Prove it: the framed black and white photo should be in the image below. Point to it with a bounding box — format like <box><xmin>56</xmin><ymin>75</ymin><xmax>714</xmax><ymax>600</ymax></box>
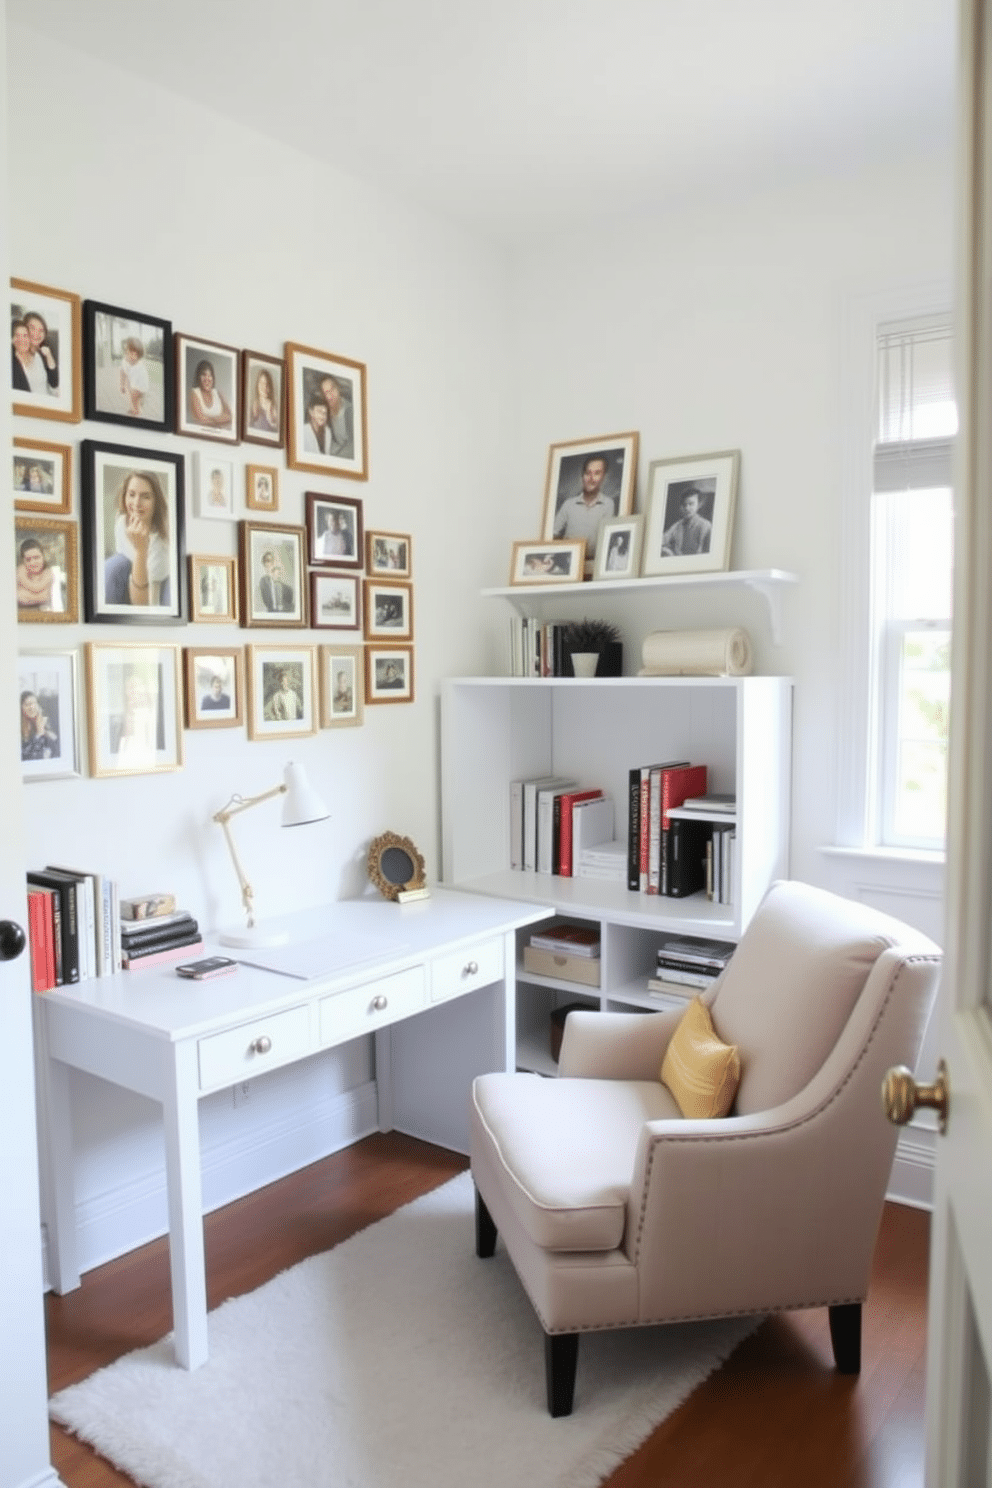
<box><xmin>320</xmin><ymin>645</ymin><xmax>364</xmax><ymax>728</ymax></box>
<box><xmin>509</xmin><ymin>539</ymin><xmax>585</xmax><ymax>585</ymax></box>
<box><xmin>240</xmin><ymin>349</ymin><xmax>284</xmax><ymax>448</ymax></box>
<box><xmin>365</xmin><ymin>644</ymin><xmax>414</xmax><ymax>705</ymax></box>
<box><xmin>245</xmin><ymin>644</ymin><xmax>318</xmax><ymax>741</ymax></box>
<box><xmin>85</xmin><ymin>641</ymin><xmax>184</xmax><ymax>778</ymax></box>
<box><xmin>238</xmin><ymin>520</ymin><xmax>306</xmax><ymax>628</ymax></box>
<box><xmin>175</xmin><ymin>333</ymin><xmax>239</xmax><ymax>443</ymax></box>
<box><xmin>15</xmin><ymin>515</ymin><xmax>78</xmax><ymax>623</ymax></box>
<box><xmin>13</xmin><ymin>437</ymin><xmax>72</xmax><ymax>515</ymax></box>
<box><xmin>189</xmin><ymin>555</ymin><xmax>237</xmax><ymax>623</ymax></box>
<box><xmin>310</xmin><ymin>571</ymin><xmax>361</xmax><ymax>631</ymax></box>
<box><xmin>286</xmin><ymin>342</ymin><xmax>368</xmax><ymax>481</ymax></box>
<box><xmin>193</xmin><ymin>452</ymin><xmax>235</xmax><ymax>519</ymax></box>
<box><xmin>245</xmin><ymin>463</ymin><xmax>279</xmax><ymax>512</ymax></box>
<box><xmin>593</xmin><ymin>514</ymin><xmax>644</xmax><ymax>581</ymax></box>
<box><xmin>641</xmin><ymin>450</ymin><xmax>740</xmax><ymax>577</ymax></box>
<box><xmin>305</xmin><ymin>492</ymin><xmax>363</xmax><ymax>569</ymax></box>
<box><xmin>18</xmin><ymin>649</ymin><xmax>81</xmax><ymax>782</ymax></box>
<box><xmin>82</xmin><ymin>299</ymin><xmax>171</xmax><ymax>431</ymax></box>
<box><xmin>363</xmin><ymin>579</ymin><xmax>413</xmax><ymax>641</ymax></box>
<box><xmin>541</xmin><ymin>431</ymin><xmax>638</xmax><ymax>574</ymax></box>
<box><xmin>183</xmin><ymin>646</ymin><xmax>243</xmax><ymax>730</ymax></box>
<box><xmin>366</xmin><ymin>529</ymin><xmax>411</xmax><ymax>578</ymax></box>
<box><xmin>11</xmin><ymin>278</ymin><xmax>82</xmax><ymax>423</ymax></box>
<box><xmin>80</xmin><ymin>440</ymin><xmax>186</xmax><ymax>624</ymax></box>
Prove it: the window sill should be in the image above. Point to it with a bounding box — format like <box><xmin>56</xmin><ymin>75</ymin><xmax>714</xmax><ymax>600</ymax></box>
<box><xmin>820</xmin><ymin>844</ymin><xmax>945</xmax><ymax>866</ymax></box>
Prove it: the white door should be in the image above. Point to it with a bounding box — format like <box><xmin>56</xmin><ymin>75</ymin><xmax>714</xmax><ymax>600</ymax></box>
<box><xmin>924</xmin><ymin>1</ymin><xmax>992</xmax><ymax>1479</ymax></box>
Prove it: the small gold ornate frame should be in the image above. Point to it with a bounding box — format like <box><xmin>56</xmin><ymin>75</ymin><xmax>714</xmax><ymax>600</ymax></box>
<box><xmin>366</xmin><ymin>831</ymin><xmax>428</xmax><ymax>901</ymax></box>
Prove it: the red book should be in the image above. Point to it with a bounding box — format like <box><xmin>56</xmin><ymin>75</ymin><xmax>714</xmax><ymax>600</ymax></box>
<box><xmin>659</xmin><ymin>764</ymin><xmax>708</xmax><ymax>895</ymax></box>
<box><xmin>27</xmin><ymin>888</ymin><xmax>55</xmax><ymax>992</ymax></box>
<box><xmin>557</xmin><ymin>789</ymin><xmax>603</xmax><ymax>876</ymax></box>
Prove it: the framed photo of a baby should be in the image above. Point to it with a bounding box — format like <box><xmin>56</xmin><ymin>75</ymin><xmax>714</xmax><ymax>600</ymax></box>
<box><xmin>80</xmin><ymin>440</ymin><xmax>185</xmax><ymax>625</ymax></box>
<box><xmin>14</xmin><ymin>516</ymin><xmax>79</xmax><ymax>623</ymax></box>
<box><xmin>641</xmin><ymin>450</ymin><xmax>740</xmax><ymax>577</ymax></box>
<box><xmin>82</xmin><ymin>300</ymin><xmax>171</xmax><ymax>431</ymax></box>
<box><xmin>541</xmin><ymin>432</ymin><xmax>638</xmax><ymax>576</ymax></box>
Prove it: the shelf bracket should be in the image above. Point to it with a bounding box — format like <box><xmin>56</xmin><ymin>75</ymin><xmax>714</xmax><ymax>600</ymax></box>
<box><xmin>742</xmin><ymin>575</ymin><xmax>791</xmax><ymax>646</ymax></box>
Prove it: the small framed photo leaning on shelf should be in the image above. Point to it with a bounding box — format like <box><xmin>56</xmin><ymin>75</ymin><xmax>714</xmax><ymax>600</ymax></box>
<box><xmin>509</xmin><ymin>539</ymin><xmax>585</xmax><ymax>585</ymax></box>
<box><xmin>641</xmin><ymin>449</ymin><xmax>741</xmax><ymax>578</ymax></box>
<box><xmin>593</xmin><ymin>514</ymin><xmax>644</xmax><ymax>581</ymax></box>
<box><xmin>540</xmin><ymin>431</ymin><xmax>638</xmax><ymax>576</ymax></box>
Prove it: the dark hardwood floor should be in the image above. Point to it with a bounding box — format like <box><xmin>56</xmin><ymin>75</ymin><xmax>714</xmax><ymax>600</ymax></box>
<box><xmin>46</xmin><ymin>1131</ymin><xmax>930</xmax><ymax>1488</ymax></box>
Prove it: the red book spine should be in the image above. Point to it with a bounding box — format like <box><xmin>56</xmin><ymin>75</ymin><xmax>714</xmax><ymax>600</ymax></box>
<box><xmin>557</xmin><ymin>789</ymin><xmax>603</xmax><ymax>876</ymax></box>
<box><xmin>27</xmin><ymin>890</ymin><xmax>50</xmax><ymax>992</ymax></box>
<box><xmin>660</xmin><ymin>764</ymin><xmax>708</xmax><ymax>895</ymax></box>
<box><xmin>638</xmin><ymin>769</ymin><xmax>651</xmax><ymax>890</ymax></box>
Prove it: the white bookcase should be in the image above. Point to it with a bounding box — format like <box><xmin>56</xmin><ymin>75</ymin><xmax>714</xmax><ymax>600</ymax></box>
<box><xmin>441</xmin><ymin>672</ymin><xmax>793</xmax><ymax>1073</ymax></box>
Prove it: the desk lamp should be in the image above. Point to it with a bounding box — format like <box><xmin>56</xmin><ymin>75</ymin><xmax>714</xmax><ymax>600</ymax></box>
<box><xmin>213</xmin><ymin>762</ymin><xmax>329</xmax><ymax>946</ymax></box>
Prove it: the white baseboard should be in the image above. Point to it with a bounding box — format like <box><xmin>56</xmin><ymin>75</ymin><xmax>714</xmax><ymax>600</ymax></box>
<box><xmin>886</xmin><ymin>1126</ymin><xmax>935</xmax><ymax>1210</ymax></box>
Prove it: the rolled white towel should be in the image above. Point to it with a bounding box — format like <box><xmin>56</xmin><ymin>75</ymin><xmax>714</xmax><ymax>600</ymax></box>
<box><xmin>638</xmin><ymin>627</ymin><xmax>753</xmax><ymax>676</ymax></box>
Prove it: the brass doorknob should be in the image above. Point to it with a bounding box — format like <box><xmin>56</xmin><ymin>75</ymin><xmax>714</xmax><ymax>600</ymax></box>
<box><xmin>882</xmin><ymin>1058</ymin><xmax>949</xmax><ymax>1134</ymax></box>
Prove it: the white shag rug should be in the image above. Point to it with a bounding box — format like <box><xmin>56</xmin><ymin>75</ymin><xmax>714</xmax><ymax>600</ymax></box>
<box><xmin>50</xmin><ymin>1171</ymin><xmax>757</xmax><ymax>1488</ymax></box>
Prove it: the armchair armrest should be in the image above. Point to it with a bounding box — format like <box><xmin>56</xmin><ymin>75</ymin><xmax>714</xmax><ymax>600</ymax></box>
<box><xmin>559</xmin><ymin>1009</ymin><xmax>683</xmax><ymax>1079</ymax></box>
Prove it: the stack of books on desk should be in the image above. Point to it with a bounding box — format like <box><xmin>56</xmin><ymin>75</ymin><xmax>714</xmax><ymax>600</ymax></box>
<box><xmin>121</xmin><ymin>906</ymin><xmax>203</xmax><ymax>969</ymax></box>
<box><xmin>647</xmin><ymin>935</ymin><xmax>736</xmax><ymax>997</ymax></box>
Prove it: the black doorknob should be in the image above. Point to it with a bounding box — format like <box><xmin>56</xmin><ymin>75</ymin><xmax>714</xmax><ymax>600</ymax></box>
<box><xmin>0</xmin><ymin>920</ymin><xmax>27</xmax><ymax>961</ymax></box>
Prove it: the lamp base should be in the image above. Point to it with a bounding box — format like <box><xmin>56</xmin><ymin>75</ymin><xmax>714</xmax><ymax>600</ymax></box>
<box><xmin>218</xmin><ymin>924</ymin><xmax>290</xmax><ymax>948</ymax></box>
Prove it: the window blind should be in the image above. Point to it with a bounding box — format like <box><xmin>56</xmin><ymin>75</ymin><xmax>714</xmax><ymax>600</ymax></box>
<box><xmin>874</xmin><ymin>317</ymin><xmax>956</xmax><ymax>491</ymax></box>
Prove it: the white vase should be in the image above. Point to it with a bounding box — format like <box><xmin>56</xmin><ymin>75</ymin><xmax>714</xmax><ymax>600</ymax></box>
<box><xmin>570</xmin><ymin>651</ymin><xmax>599</xmax><ymax>678</ymax></box>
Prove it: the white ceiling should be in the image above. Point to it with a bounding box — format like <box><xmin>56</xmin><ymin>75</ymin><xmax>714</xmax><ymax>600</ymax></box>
<box><xmin>7</xmin><ymin>0</ymin><xmax>957</xmax><ymax>245</ymax></box>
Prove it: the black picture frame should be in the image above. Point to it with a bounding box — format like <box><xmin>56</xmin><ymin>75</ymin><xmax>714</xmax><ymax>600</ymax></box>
<box><xmin>82</xmin><ymin>299</ymin><xmax>173</xmax><ymax>432</ymax></box>
<box><xmin>80</xmin><ymin>439</ymin><xmax>186</xmax><ymax>625</ymax></box>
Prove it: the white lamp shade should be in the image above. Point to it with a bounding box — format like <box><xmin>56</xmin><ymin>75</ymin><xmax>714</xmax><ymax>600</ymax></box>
<box><xmin>281</xmin><ymin>762</ymin><xmax>330</xmax><ymax>827</ymax></box>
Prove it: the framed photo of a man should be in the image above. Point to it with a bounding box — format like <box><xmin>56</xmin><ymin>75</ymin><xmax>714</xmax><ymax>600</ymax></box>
<box><xmin>241</xmin><ymin>350</ymin><xmax>284</xmax><ymax>448</ymax></box>
<box><xmin>80</xmin><ymin>440</ymin><xmax>185</xmax><ymax>625</ymax></box>
<box><xmin>11</xmin><ymin>279</ymin><xmax>82</xmax><ymax>423</ymax></box>
<box><xmin>82</xmin><ymin>299</ymin><xmax>170</xmax><ymax>431</ymax></box>
<box><xmin>285</xmin><ymin>342</ymin><xmax>368</xmax><ymax>481</ymax></box>
<box><xmin>306</xmin><ymin>493</ymin><xmax>363</xmax><ymax>569</ymax></box>
<box><xmin>189</xmin><ymin>555</ymin><xmax>237</xmax><ymax>624</ymax></box>
<box><xmin>184</xmin><ymin>647</ymin><xmax>243</xmax><ymax>730</ymax></box>
<box><xmin>641</xmin><ymin>450</ymin><xmax>741</xmax><ymax>578</ymax></box>
<box><xmin>238</xmin><ymin>520</ymin><xmax>306</xmax><ymax>629</ymax></box>
<box><xmin>245</xmin><ymin>464</ymin><xmax>279</xmax><ymax>512</ymax></box>
<box><xmin>365</xmin><ymin>645</ymin><xmax>414</xmax><ymax>705</ymax></box>
<box><xmin>175</xmin><ymin>333</ymin><xmax>239</xmax><ymax>443</ymax></box>
<box><xmin>13</xmin><ymin>438</ymin><xmax>72</xmax><ymax>515</ymax></box>
<box><xmin>15</xmin><ymin>516</ymin><xmax>78</xmax><ymax>623</ymax></box>
<box><xmin>85</xmin><ymin>641</ymin><xmax>183</xmax><ymax>778</ymax></box>
<box><xmin>320</xmin><ymin>645</ymin><xmax>364</xmax><ymax>728</ymax></box>
<box><xmin>245</xmin><ymin>645</ymin><xmax>318</xmax><ymax>741</ymax></box>
<box><xmin>310</xmin><ymin>572</ymin><xmax>361</xmax><ymax>631</ymax></box>
<box><xmin>541</xmin><ymin>432</ymin><xmax>638</xmax><ymax>575</ymax></box>
<box><xmin>19</xmin><ymin>649</ymin><xmax>81</xmax><ymax>782</ymax></box>
<box><xmin>593</xmin><ymin>515</ymin><xmax>644</xmax><ymax>581</ymax></box>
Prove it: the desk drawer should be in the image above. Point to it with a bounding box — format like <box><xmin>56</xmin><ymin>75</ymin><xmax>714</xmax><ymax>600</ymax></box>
<box><xmin>430</xmin><ymin>937</ymin><xmax>504</xmax><ymax>1004</ymax></box>
<box><xmin>319</xmin><ymin>965</ymin><xmax>425</xmax><ymax>1047</ymax></box>
<box><xmin>197</xmin><ymin>1003</ymin><xmax>312</xmax><ymax>1091</ymax></box>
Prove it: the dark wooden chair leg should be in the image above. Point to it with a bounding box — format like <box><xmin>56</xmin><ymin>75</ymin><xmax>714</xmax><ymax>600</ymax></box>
<box><xmin>545</xmin><ymin>1331</ymin><xmax>579</xmax><ymax>1417</ymax></box>
<box><xmin>829</xmin><ymin>1302</ymin><xmax>862</xmax><ymax>1373</ymax></box>
<box><xmin>475</xmin><ymin>1187</ymin><xmax>497</xmax><ymax>1258</ymax></box>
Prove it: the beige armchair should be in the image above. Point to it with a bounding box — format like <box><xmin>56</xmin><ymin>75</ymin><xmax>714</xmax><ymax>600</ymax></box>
<box><xmin>470</xmin><ymin>880</ymin><xmax>941</xmax><ymax>1415</ymax></box>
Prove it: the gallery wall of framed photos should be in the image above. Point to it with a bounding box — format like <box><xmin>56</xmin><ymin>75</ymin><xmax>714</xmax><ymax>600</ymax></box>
<box><xmin>11</xmin><ymin>276</ymin><xmax>417</xmax><ymax>782</ymax></box>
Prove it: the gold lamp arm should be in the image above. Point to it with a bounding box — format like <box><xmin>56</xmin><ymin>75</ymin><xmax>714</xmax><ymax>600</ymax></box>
<box><xmin>212</xmin><ymin>783</ymin><xmax>287</xmax><ymax>931</ymax></box>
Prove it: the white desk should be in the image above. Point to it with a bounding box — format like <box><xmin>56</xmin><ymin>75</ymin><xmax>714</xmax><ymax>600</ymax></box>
<box><xmin>38</xmin><ymin>888</ymin><xmax>549</xmax><ymax>1369</ymax></box>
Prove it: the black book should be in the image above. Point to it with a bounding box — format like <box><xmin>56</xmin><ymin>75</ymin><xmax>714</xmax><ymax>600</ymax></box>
<box><xmin>122</xmin><ymin>927</ymin><xmax>203</xmax><ymax>963</ymax></box>
<box><xmin>664</xmin><ymin>818</ymin><xmax>711</xmax><ymax>899</ymax></box>
<box><xmin>121</xmin><ymin>913</ymin><xmax>198</xmax><ymax>949</ymax></box>
<box><xmin>26</xmin><ymin>869</ymin><xmax>80</xmax><ymax>983</ymax></box>
<box><xmin>627</xmin><ymin>766</ymin><xmax>641</xmax><ymax>891</ymax></box>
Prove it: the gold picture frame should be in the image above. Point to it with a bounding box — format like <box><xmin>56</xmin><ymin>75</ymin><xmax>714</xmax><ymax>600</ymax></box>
<box><xmin>13</xmin><ymin>437</ymin><xmax>72</xmax><ymax>515</ymax></box>
<box><xmin>14</xmin><ymin>514</ymin><xmax>79</xmax><ymax>623</ymax></box>
<box><xmin>366</xmin><ymin>831</ymin><xmax>427</xmax><ymax>901</ymax></box>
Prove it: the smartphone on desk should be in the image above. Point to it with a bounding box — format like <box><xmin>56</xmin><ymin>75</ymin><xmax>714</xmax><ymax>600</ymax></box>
<box><xmin>175</xmin><ymin>956</ymin><xmax>238</xmax><ymax>980</ymax></box>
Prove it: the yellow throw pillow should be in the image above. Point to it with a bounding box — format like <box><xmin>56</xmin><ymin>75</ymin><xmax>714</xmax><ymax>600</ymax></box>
<box><xmin>660</xmin><ymin>996</ymin><xmax>741</xmax><ymax>1119</ymax></box>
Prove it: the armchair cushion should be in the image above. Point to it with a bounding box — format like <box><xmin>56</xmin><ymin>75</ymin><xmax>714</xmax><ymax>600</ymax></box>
<box><xmin>660</xmin><ymin>995</ymin><xmax>741</xmax><ymax>1118</ymax></box>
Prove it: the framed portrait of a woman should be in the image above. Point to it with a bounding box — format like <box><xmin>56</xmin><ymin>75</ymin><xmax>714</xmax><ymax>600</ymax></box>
<box><xmin>240</xmin><ymin>350</ymin><xmax>284</xmax><ymax>449</ymax></box>
<box><xmin>18</xmin><ymin>649</ymin><xmax>81</xmax><ymax>782</ymax></box>
<box><xmin>11</xmin><ymin>279</ymin><xmax>83</xmax><ymax>424</ymax></box>
<box><xmin>175</xmin><ymin>333</ymin><xmax>240</xmax><ymax>444</ymax></box>
<box><xmin>80</xmin><ymin>440</ymin><xmax>186</xmax><ymax>625</ymax></box>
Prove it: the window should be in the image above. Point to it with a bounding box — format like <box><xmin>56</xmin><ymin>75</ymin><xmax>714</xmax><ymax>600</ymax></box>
<box><xmin>870</xmin><ymin>317</ymin><xmax>955</xmax><ymax>850</ymax></box>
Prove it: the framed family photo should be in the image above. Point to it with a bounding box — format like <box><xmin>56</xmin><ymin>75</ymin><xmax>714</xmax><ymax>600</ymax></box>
<box><xmin>237</xmin><ymin>520</ymin><xmax>306</xmax><ymax>628</ymax></box>
<box><xmin>305</xmin><ymin>492</ymin><xmax>363</xmax><ymax>569</ymax></box>
<box><xmin>241</xmin><ymin>350</ymin><xmax>284</xmax><ymax>448</ymax></box>
<box><xmin>366</xmin><ymin>529</ymin><xmax>411</xmax><ymax>577</ymax></box>
<box><xmin>80</xmin><ymin>440</ymin><xmax>186</xmax><ymax>624</ymax></box>
<box><xmin>19</xmin><ymin>649</ymin><xmax>81</xmax><ymax>782</ymax></box>
<box><xmin>189</xmin><ymin>555</ymin><xmax>238</xmax><ymax>623</ymax></box>
<box><xmin>82</xmin><ymin>299</ymin><xmax>171</xmax><ymax>431</ymax></box>
<box><xmin>310</xmin><ymin>571</ymin><xmax>361</xmax><ymax>631</ymax></box>
<box><xmin>509</xmin><ymin>539</ymin><xmax>585</xmax><ymax>585</ymax></box>
<box><xmin>541</xmin><ymin>431</ymin><xmax>638</xmax><ymax>575</ymax></box>
<box><xmin>15</xmin><ymin>515</ymin><xmax>78</xmax><ymax>623</ymax></box>
<box><xmin>85</xmin><ymin>641</ymin><xmax>184</xmax><ymax>778</ymax></box>
<box><xmin>285</xmin><ymin>342</ymin><xmax>368</xmax><ymax>481</ymax></box>
<box><xmin>13</xmin><ymin>438</ymin><xmax>72</xmax><ymax>515</ymax></box>
<box><xmin>363</xmin><ymin>579</ymin><xmax>413</xmax><ymax>641</ymax></box>
<box><xmin>320</xmin><ymin>645</ymin><xmax>364</xmax><ymax>728</ymax></box>
<box><xmin>193</xmin><ymin>452</ymin><xmax>235</xmax><ymax>519</ymax></box>
<box><xmin>183</xmin><ymin>646</ymin><xmax>243</xmax><ymax>730</ymax></box>
<box><xmin>11</xmin><ymin>278</ymin><xmax>82</xmax><ymax>423</ymax></box>
<box><xmin>641</xmin><ymin>449</ymin><xmax>741</xmax><ymax>577</ymax></box>
<box><xmin>365</xmin><ymin>644</ymin><xmax>414</xmax><ymax>705</ymax></box>
<box><xmin>245</xmin><ymin>463</ymin><xmax>279</xmax><ymax>512</ymax></box>
<box><xmin>593</xmin><ymin>515</ymin><xmax>644</xmax><ymax>581</ymax></box>
<box><xmin>175</xmin><ymin>333</ymin><xmax>239</xmax><ymax>443</ymax></box>
<box><xmin>245</xmin><ymin>644</ymin><xmax>318</xmax><ymax>741</ymax></box>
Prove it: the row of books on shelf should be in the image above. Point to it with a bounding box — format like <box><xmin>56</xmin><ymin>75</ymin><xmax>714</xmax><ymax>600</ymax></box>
<box><xmin>24</xmin><ymin>873</ymin><xmax>203</xmax><ymax>991</ymax></box>
<box><xmin>627</xmin><ymin>760</ymin><xmax>737</xmax><ymax>901</ymax></box>
<box><xmin>509</xmin><ymin>777</ymin><xmax>622</xmax><ymax>880</ymax></box>
<box><xmin>647</xmin><ymin>935</ymin><xmax>737</xmax><ymax>997</ymax></box>
<box><xmin>508</xmin><ymin>618</ymin><xmax>622</xmax><ymax>679</ymax></box>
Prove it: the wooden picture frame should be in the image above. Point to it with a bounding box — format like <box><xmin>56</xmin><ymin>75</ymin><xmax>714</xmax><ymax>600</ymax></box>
<box><xmin>82</xmin><ymin>298</ymin><xmax>171</xmax><ymax>431</ymax></box>
<box><xmin>193</xmin><ymin>452</ymin><xmax>236</xmax><ymax>519</ymax></box>
<box><xmin>183</xmin><ymin>646</ymin><xmax>244</xmax><ymax>729</ymax></box>
<box><xmin>310</xmin><ymin>571</ymin><xmax>361</xmax><ymax>631</ymax></box>
<box><xmin>245</xmin><ymin>644</ymin><xmax>318</xmax><ymax>740</ymax></box>
<box><xmin>80</xmin><ymin>440</ymin><xmax>186</xmax><ymax>625</ymax></box>
<box><xmin>189</xmin><ymin>555</ymin><xmax>238</xmax><ymax>623</ymax></box>
<box><xmin>305</xmin><ymin>491</ymin><xmax>363</xmax><ymax>569</ymax></box>
<box><xmin>365</xmin><ymin>644</ymin><xmax>414</xmax><ymax>704</ymax></box>
<box><xmin>541</xmin><ymin>431</ymin><xmax>639</xmax><ymax>575</ymax></box>
<box><xmin>85</xmin><ymin>641</ymin><xmax>184</xmax><ymax>777</ymax></box>
<box><xmin>593</xmin><ymin>514</ymin><xmax>644</xmax><ymax>581</ymax></box>
<box><xmin>363</xmin><ymin>579</ymin><xmax>413</xmax><ymax>641</ymax></box>
<box><xmin>285</xmin><ymin>341</ymin><xmax>368</xmax><ymax>480</ymax></box>
<box><xmin>240</xmin><ymin>350</ymin><xmax>285</xmax><ymax>448</ymax></box>
<box><xmin>245</xmin><ymin>463</ymin><xmax>279</xmax><ymax>512</ymax></box>
<box><xmin>19</xmin><ymin>648</ymin><xmax>82</xmax><ymax>782</ymax></box>
<box><xmin>237</xmin><ymin>520</ymin><xmax>306</xmax><ymax>628</ymax></box>
<box><xmin>14</xmin><ymin>515</ymin><xmax>78</xmax><ymax>623</ymax></box>
<box><xmin>641</xmin><ymin>449</ymin><xmax>741</xmax><ymax>577</ymax></box>
<box><xmin>13</xmin><ymin>437</ymin><xmax>72</xmax><ymax>515</ymax></box>
<box><xmin>509</xmin><ymin>539</ymin><xmax>585</xmax><ymax>585</ymax></box>
<box><xmin>175</xmin><ymin>332</ymin><xmax>239</xmax><ymax>443</ymax></box>
<box><xmin>11</xmin><ymin>278</ymin><xmax>82</xmax><ymax>423</ymax></box>
<box><xmin>319</xmin><ymin>644</ymin><xmax>364</xmax><ymax>728</ymax></box>
<box><xmin>366</xmin><ymin>529</ymin><xmax>411</xmax><ymax>578</ymax></box>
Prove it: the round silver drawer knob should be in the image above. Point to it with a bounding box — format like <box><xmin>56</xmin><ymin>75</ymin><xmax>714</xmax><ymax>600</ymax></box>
<box><xmin>464</xmin><ymin>960</ymin><xmax>479</xmax><ymax>977</ymax></box>
<box><xmin>250</xmin><ymin>1035</ymin><xmax>272</xmax><ymax>1055</ymax></box>
<box><xmin>372</xmin><ymin>994</ymin><xmax>388</xmax><ymax>1011</ymax></box>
